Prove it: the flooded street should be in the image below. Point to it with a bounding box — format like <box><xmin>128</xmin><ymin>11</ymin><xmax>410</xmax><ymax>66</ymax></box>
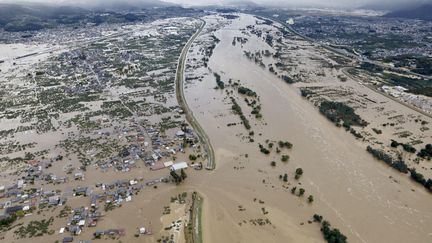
<box><xmin>185</xmin><ymin>14</ymin><xmax>432</xmax><ymax>243</ymax></box>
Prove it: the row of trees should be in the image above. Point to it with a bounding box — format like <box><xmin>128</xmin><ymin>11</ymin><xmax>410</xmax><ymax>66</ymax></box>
<box><xmin>170</xmin><ymin>169</ymin><xmax>187</xmax><ymax>185</ymax></box>
<box><xmin>367</xmin><ymin>146</ymin><xmax>432</xmax><ymax>192</ymax></box>
<box><xmin>321</xmin><ymin>220</ymin><xmax>347</xmax><ymax>243</ymax></box>
<box><xmin>214</xmin><ymin>73</ymin><xmax>225</xmax><ymax>89</ymax></box>
<box><xmin>230</xmin><ymin>97</ymin><xmax>251</xmax><ymax>130</ymax></box>
<box><xmin>312</xmin><ymin>214</ymin><xmax>347</xmax><ymax>243</ymax></box>
<box><xmin>237</xmin><ymin>86</ymin><xmax>257</xmax><ymax>97</ymax></box>
<box><xmin>366</xmin><ymin>146</ymin><xmax>408</xmax><ymax>173</ymax></box>
<box><xmin>409</xmin><ymin>168</ymin><xmax>432</xmax><ymax>192</ymax></box>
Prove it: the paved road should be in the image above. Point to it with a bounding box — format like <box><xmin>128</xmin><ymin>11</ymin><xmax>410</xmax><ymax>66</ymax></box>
<box><xmin>175</xmin><ymin>20</ymin><xmax>215</xmax><ymax>170</ymax></box>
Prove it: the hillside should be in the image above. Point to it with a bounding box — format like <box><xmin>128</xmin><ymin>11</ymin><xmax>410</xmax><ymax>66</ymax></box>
<box><xmin>0</xmin><ymin>3</ymin><xmax>88</xmax><ymax>31</ymax></box>
<box><xmin>0</xmin><ymin>2</ymin><xmax>199</xmax><ymax>32</ymax></box>
<box><xmin>384</xmin><ymin>4</ymin><xmax>432</xmax><ymax>21</ymax></box>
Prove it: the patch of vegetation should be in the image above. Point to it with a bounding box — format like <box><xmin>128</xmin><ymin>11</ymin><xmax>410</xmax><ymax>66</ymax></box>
<box><xmin>278</xmin><ymin>141</ymin><xmax>293</xmax><ymax>149</ymax></box>
<box><xmin>101</xmin><ymin>101</ymin><xmax>133</xmax><ymax>119</ymax></box>
<box><xmin>258</xmin><ymin>144</ymin><xmax>270</xmax><ymax>155</ymax></box>
<box><xmin>319</xmin><ymin>101</ymin><xmax>368</xmax><ymax>128</ymax></box>
<box><xmin>295</xmin><ymin>168</ymin><xmax>303</xmax><ymax>180</ymax></box>
<box><xmin>313</xmin><ymin>214</ymin><xmax>323</xmax><ymax>222</ymax></box>
<box><xmin>221</xmin><ymin>14</ymin><xmax>239</xmax><ymax>20</ymax></box>
<box><xmin>417</xmin><ymin>144</ymin><xmax>432</xmax><ymax>159</ymax></box>
<box><xmin>384</xmin><ymin>55</ymin><xmax>432</xmax><ymax>75</ymax></box>
<box><xmin>390</xmin><ymin>140</ymin><xmax>416</xmax><ymax>153</ymax></box>
<box><xmin>372</xmin><ymin>128</ymin><xmax>382</xmax><ymax>134</ymax></box>
<box><xmin>14</xmin><ymin>217</ymin><xmax>54</xmax><ymax>238</ymax></box>
<box><xmin>281</xmin><ymin>75</ymin><xmax>295</xmax><ymax>84</ymax></box>
<box><xmin>383</xmin><ymin>73</ymin><xmax>432</xmax><ymax>97</ymax></box>
<box><xmin>298</xmin><ymin>188</ymin><xmax>305</xmax><ymax>196</ymax></box>
<box><xmin>170</xmin><ymin>169</ymin><xmax>187</xmax><ymax>185</ymax></box>
<box><xmin>300</xmin><ymin>88</ymin><xmax>315</xmax><ymax>97</ymax></box>
<box><xmin>320</xmin><ymin>220</ymin><xmax>347</xmax><ymax>243</ymax></box>
<box><xmin>366</xmin><ymin>146</ymin><xmax>408</xmax><ymax>173</ymax></box>
<box><xmin>230</xmin><ymin>97</ymin><xmax>251</xmax><ymax>130</ymax></box>
<box><xmin>0</xmin><ymin>214</ymin><xmax>17</xmax><ymax>231</ymax></box>
<box><xmin>360</xmin><ymin>62</ymin><xmax>383</xmax><ymax>72</ymax></box>
<box><xmin>409</xmin><ymin>168</ymin><xmax>432</xmax><ymax>192</ymax></box>
<box><xmin>349</xmin><ymin>128</ymin><xmax>363</xmax><ymax>138</ymax></box>
<box><xmin>238</xmin><ymin>86</ymin><xmax>257</xmax><ymax>97</ymax></box>
<box><xmin>214</xmin><ymin>73</ymin><xmax>225</xmax><ymax>89</ymax></box>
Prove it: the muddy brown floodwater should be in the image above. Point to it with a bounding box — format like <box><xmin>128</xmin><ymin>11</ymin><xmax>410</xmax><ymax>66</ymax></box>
<box><xmin>184</xmin><ymin>14</ymin><xmax>432</xmax><ymax>243</ymax></box>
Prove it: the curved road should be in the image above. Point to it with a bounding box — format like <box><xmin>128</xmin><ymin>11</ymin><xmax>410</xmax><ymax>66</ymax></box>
<box><xmin>175</xmin><ymin>19</ymin><xmax>215</xmax><ymax>170</ymax></box>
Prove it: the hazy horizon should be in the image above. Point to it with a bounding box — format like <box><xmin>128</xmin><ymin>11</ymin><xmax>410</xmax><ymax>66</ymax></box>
<box><xmin>0</xmin><ymin>0</ymin><xmax>431</xmax><ymax>9</ymax></box>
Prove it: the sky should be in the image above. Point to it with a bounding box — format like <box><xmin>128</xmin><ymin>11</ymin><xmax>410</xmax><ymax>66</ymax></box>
<box><xmin>0</xmin><ymin>0</ymin><xmax>431</xmax><ymax>9</ymax></box>
<box><xmin>167</xmin><ymin>0</ymin><xmax>431</xmax><ymax>7</ymax></box>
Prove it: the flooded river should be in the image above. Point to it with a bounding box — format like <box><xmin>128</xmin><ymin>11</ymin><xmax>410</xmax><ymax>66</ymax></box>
<box><xmin>184</xmin><ymin>14</ymin><xmax>432</xmax><ymax>243</ymax></box>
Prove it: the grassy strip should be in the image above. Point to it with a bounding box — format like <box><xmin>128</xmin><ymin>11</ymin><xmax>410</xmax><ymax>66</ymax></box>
<box><xmin>185</xmin><ymin>192</ymin><xmax>203</xmax><ymax>243</ymax></box>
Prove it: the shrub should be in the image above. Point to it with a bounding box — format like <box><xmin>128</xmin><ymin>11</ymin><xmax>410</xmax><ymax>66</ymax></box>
<box><xmin>319</xmin><ymin>101</ymin><xmax>367</xmax><ymax>128</ymax></box>
<box><xmin>298</xmin><ymin>188</ymin><xmax>305</xmax><ymax>196</ymax></box>
<box><xmin>238</xmin><ymin>86</ymin><xmax>257</xmax><ymax>97</ymax></box>
<box><xmin>313</xmin><ymin>214</ymin><xmax>322</xmax><ymax>222</ymax></box>
<box><xmin>320</xmin><ymin>220</ymin><xmax>347</xmax><ymax>243</ymax></box>
<box><xmin>295</xmin><ymin>168</ymin><xmax>303</xmax><ymax>180</ymax></box>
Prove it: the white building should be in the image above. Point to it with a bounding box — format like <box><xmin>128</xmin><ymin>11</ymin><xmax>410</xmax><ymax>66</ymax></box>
<box><xmin>171</xmin><ymin>162</ymin><xmax>188</xmax><ymax>171</ymax></box>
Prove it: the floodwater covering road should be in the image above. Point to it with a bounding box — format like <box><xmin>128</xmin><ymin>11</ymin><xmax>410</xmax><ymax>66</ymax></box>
<box><xmin>184</xmin><ymin>14</ymin><xmax>432</xmax><ymax>243</ymax></box>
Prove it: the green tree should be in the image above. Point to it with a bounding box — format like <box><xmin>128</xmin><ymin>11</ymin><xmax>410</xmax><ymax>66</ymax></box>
<box><xmin>180</xmin><ymin>169</ymin><xmax>187</xmax><ymax>180</ymax></box>
<box><xmin>299</xmin><ymin>188</ymin><xmax>305</xmax><ymax>196</ymax></box>
<box><xmin>170</xmin><ymin>171</ymin><xmax>182</xmax><ymax>184</ymax></box>
<box><xmin>295</xmin><ymin>168</ymin><xmax>303</xmax><ymax>180</ymax></box>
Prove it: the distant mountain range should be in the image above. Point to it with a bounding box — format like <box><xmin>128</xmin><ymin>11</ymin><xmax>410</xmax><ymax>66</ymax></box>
<box><xmin>384</xmin><ymin>4</ymin><xmax>432</xmax><ymax>21</ymax></box>
<box><xmin>71</xmin><ymin>0</ymin><xmax>174</xmax><ymax>11</ymax></box>
<box><xmin>0</xmin><ymin>1</ymin><xmax>200</xmax><ymax>32</ymax></box>
<box><xmin>0</xmin><ymin>3</ymin><xmax>88</xmax><ymax>31</ymax></box>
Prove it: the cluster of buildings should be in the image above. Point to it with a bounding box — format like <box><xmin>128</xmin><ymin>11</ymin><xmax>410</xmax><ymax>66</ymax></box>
<box><xmin>380</xmin><ymin>85</ymin><xmax>432</xmax><ymax>114</ymax></box>
<box><xmin>0</xmin><ymin>15</ymin><xmax>206</xmax><ymax>242</ymax></box>
<box><xmin>293</xmin><ymin>15</ymin><xmax>432</xmax><ymax>59</ymax></box>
